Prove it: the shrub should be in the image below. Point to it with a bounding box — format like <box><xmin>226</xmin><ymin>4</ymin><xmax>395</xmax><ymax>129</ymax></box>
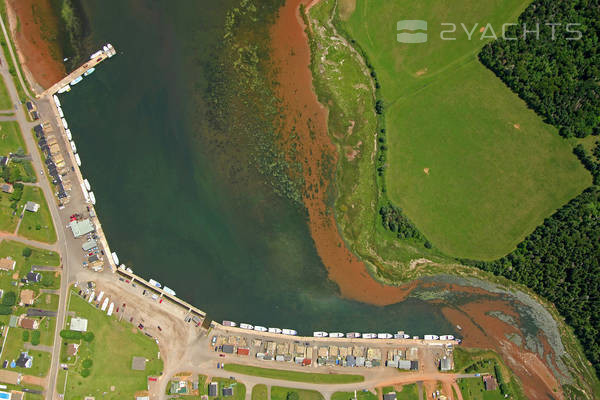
<box><xmin>81</xmin><ymin>368</ymin><xmax>91</xmax><ymax>378</ymax></box>
<box><xmin>2</xmin><ymin>291</ymin><xmax>16</xmax><ymax>306</ymax></box>
<box><xmin>22</xmin><ymin>247</ymin><xmax>32</xmax><ymax>258</ymax></box>
<box><xmin>82</xmin><ymin>358</ymin><xmax>93</xmax><ymax>368</ymax></box>
<box><xmin>22</xmin><ymin>331</ymin><xmax>29</xmax><ymax>342</ymax></box>
<box><xmin>60</xmin><ymin>330</ymin><xmax>82</xmax><ymax>340</ymax></box>
<box><xmin>31</xmin><ymin>331</ymin><xmax>40</xmax><ymax>345</ymax></box>
<box><xmin>83</xmin><ymin>332</ymin><xmax>94</xmax><ymax>342</ymax></box>
<box><xmin>286</xmin><ymin>392</ymin><xmax>299</xmax><ymax>400</ymax></box>
<box><xmin>0</xmin><ymin>305</ymin><xmax>12</xmax><ymax>315</ymax></box>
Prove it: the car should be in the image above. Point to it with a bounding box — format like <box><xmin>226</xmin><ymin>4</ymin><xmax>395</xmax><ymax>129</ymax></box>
<box><xmin>142</xmin><ymin>290</ymin><xmax>147</xmax><ymax>295</ymax></box>
<box><xmin>138</xmin><ymin>323</ymin><xmax>144</xmax><ymax>329</ymax></box>
<box><xmin>214</xmin><ymin>346</ymin><xmax>218</xmax><ymax>352</ymax></box>
<box><xmin>157</xmin><ymin>326</ymin><xmax>162</xmax><ymax>331</ymax></box>
<box><xmin>129</xmin><ymin>317</ymin><xmax>134</xmax><ymax>322</ymax></box>
<box><xmin>219</xmin><ymin>354</ymin><xmax>225</xmax><ymax>357</ymax></box>
<box><xmin>125</xmin><ymin>280</ymin><xmax>130</xmax><ymax>283</ymax></box>
<box><xmin>475</xmin><ymin>373</ymin><xmax>481</xmax><ymax>377</ymax></box>
<box><xmin>40</xmin><ymin>169</ymin><xmax>44</xmax><ymax>176</ymax></box>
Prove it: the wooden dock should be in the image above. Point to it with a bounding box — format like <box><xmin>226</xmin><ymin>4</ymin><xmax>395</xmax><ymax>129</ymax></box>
<box><xmin>40</xmin><ymin>52</ymin><xmax>109</xmax><ymax>98</ymax></box>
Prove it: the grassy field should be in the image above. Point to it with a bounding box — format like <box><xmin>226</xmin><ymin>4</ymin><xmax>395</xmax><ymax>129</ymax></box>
<box><xmin>458</xmin><ymin>378</ymin><xmax>504</xmax><ymax>400</ymax></box>
<box><xmin>271</xmin><ymin>386</ymin><xmax>324</xmax><ymax>400</ymax></box>
<box><xmin>212</xmin><ymin>377</ymin><xmax>246</xmax><ymax>400</ymax></box>
<box><xmin>381</xmin><ymin>384</ymin><xmax>419</xmax><ymax>400</ymax></box>
<box><xmin>0</xmin><ymin>120</ymin><xmax>25</xmax><ymax>155</ymax></box>
<box><xmin>62</xmin><ymin>290</ymin><xmax>163</xmax><ymax>400</ymax></box>
<box><xmin>336</xmin><ymin>0</ymin><xmax>591</xmax><ymax>260</ymax></box>
<box><xmin>0</xmin><ymin>74</ymin><xmax>11</xmax><ymax>110</ymax></box>
<box><xmin>252</xmin><ymin>384</ymin><xmax>268</xmax><ymax>400</ymax></box>
<box><xmin>0</xmin><ymin>326</ymin><xmax>51</xmax><ymax>377</ymax></box>
<box><xmin>332</xmin><ymin>390</ymin><xmax>378</xmax><ymax>400</ymax></box>
<box><xmin>223</xmin><ymin>364</ymin><xmax>364</xmax><ymax>384</ymax></box>
<box><xmin>18</xmin><ymin>185</ymin><xmax>56</xmax><ymax>243</ymax></box>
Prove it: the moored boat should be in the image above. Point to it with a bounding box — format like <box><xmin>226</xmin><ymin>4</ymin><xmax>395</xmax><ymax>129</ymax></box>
<box><xmin>282</xmin><ymin>329</ymin><xmax>297</xmax><ymax>336</ymax></box>
<box><xmin>57</xmin><ymin>85</ymin><xmax>70</xmax><ymax>94</ymax></box>
<box><xmin>97</xmin><ymin>291</ymin><xmax>104</xmax><ymax>302</ymax></box>
<box><xmin>240</xmin><ymin>323</ymin><xmax>254</xmax><ymax>330</ymax></box>
<box><xmin>53</xmin><ymin>95</ymin><xmax>61</xmax><ymax>107</ymax></box>
<box><xmin>268</xmin><ymin>327</ymin><xmax>282</xmax><ymax>334</ymax></box>
<box><xmin>90</xmin><ymin>50</ymin><xmax>103</xmax><ymax>59</ymax></box>
<box><xmin>329</xmin><ymin>332</ymin><xmax>344</xmax><ymax>338</ymax></box>
<box><xmin>107</xmin><ymin>302</ymin><xmax>114</xmax><ymax>316</ymax></box>
<box><xmin>71</xmin><ymin>76</ymin><xmax>83</xmax><ymax>85</ymax></box>
<box><xmin>61</xmin><ymin>118</ymin><xmax>68</xmax><ymax>129</ymax></box>
<box><xmin>363</xmin><ymin>333</ymin><xmax>377</xmax><ymax>339</ymax></box>
<box><xmin>222</xmin><ymin>321</ymin><xmax>237</xmax><ymax>327</ymax></box>
<box><xmin>58</xmin><ymin>107</ymin><xmax>64</xmax><ymax>118</ymax></box>
<box><xmin>254</xmin><ymin>326</ymin><xmax>267</xmax><ymax>332</ymax></box>
<box><xmin>163</xmin><ymin>286</ymin><xmax>176</xmax><ymax>296</ymax></box>
<box><xmin>70</xmin><ymin>140</ymin><xmax>77</xmax><ymax>153</ymax></box>
<box><xmin>101</xmin><ymin>297</ymin><xmax>109</xmax><ymax>311</ymax></box>
<box><xmin>66</xmin><ymin>129</ymin><xmax>72</xmax><ymax>141</ymax></box>
<box><xmin>111</xmin><ymin>252</ymin><xmax>119</xmax><ymax>265</ymax></box>
<box><xmin>83</xmin><ymin>179</ymin><xmax>91</xmax><ymax>191</ymax></box>
<box><xmin>346</xmin><ymin>332</ymin><xmax>361</xmax><ymax>338</ymax></box>
<box><xmin>313</xmin><ymin>331</ymin><xmax>328</xmax><ymax>337</ymax></box>
<box><xmin>84</xmin><ymin>68</ymin><xmax>95</xmax><ymax>76</ymax></box>
<box><xmin>148</xmin><ymin>279</ymin><xmax>162</xmax><ymax>288</ymax></box>
<box><xmin>88</xmin><ymin>191</ymin><xmax>96</xmax><ymax>205</ymax></box>
<box><xmin>75</xmin><ymin>153</ymin><xmax>81</xmax><ymax>166</ymax></box>
<box><xmin>403</xmin><ymin>334</ymin><xmax>410</xmax><ymax>339</ymax></box>
<box><xmin>439</xmin><ymin>335</ymin><xmax>455</xmax><ymax>340</ymax></box>
<box><xmin>424</xmin><ymin>335</ymin><xmax>439</xmax><ymax>340</ymax></box>
<box><xmin>378</xmin><ymin>333</ymin><xmax>393</xmax><ymax>339</ymax></box>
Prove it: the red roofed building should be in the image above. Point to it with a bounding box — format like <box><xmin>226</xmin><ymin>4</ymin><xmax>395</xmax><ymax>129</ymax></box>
<box><xmin>237</xmin><ymin>348</ymin><xmax>249</xmax><ymax>356</ymax></box>
<box><xmin>302</xmin><ymin>359</ymin><xmax>312</xmax><ymax>366</ymax></box>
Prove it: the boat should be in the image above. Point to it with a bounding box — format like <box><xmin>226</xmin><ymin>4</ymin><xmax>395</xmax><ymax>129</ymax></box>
<box><xmin>75</xmin><ymin>153</ymin><xmax>81</xmax><ymax>166</ymax></box>
<box><xmin>329</xmin><ymin>332</ymin><xmax>344</xmax><ymax>338</ymax></box>
<box><xmin>88</xmin><ymin>292</ymin><xmax>95</xmax><ymax>303</ymax></box>
<box><xmin>106</xmin><ymin>43</ymin><xmax>116</xmax><ymax>57</ymax></box>
<box><xmin>66</xmin><ymin>129</ymin><xmax>72</xmax><ymax>141</ymax></box>
<box><xmin>107</xmin><ymin>302</ymin><xmax>114</xmax><ymax>316</ymax></box>
<box><xmin>96</xmin><ymin>291</ymin><xmax>104</xmax><ymax>302</ymax></box>
<box><xmin>101</xmin><ymin>297</ymin><xmax>109</xmax><ymax>311</ymax></box>
<box><xmin>148</xmin><ymin>279</ymin><xmax>162</xmax><ymax>288</ymax></box>
<box><xmin>413</xmin><ymin>336</ymin><xmax>419</xmax><ymax>340</ymax></box>
<box><xmin>163</xmin><ymin>286</ymin><xmax>176</xmax><ymax>296</ymax></box>
<box><xmin>222</xmin><ymin>321</ymin><xmax>237</xmax><ymax>327</ymax></box>
<box><xmin>111</xmin><ymin>252</ymin><xmax>119</xmax><ymax>265</ymax></box>
<box><xmin>81</xmin><ymin>183</ymin><xmax>90</xmax><ymax>202</ymax></box>
<box><xmin>424</xmin><ymin>335</ymin><xmax>440</xmax><ymax>340</ymax></box>
<box><xmin>439</xmin><ymin>335</ymin><xmax>455</xmax><ymax>341</ymax></box>
<box><xmin>346</xmin><ymin>332</ymin><xmax>361</xmax><ymax>339</ymax></box>
<box><xmin>71</xmin><ymin>76</ymin><xmax>83</xmax><ymax>85</ymax></box>
<box><xmin>84</xmin><ymin>67</ymin><xmax>95</xmax><ymax>76</ymax></box>
<box><xmin>70</xmin><ymin>140</ymin><xmax>77</xmax><ymax>153</ymax></box>
<box><xmin>90</xmin><ymin>50</ymin><xmax>103</xmax><ymax>59</ymax></box>
<box><xmin>89</xmin><ymin>191</ymin><xmax>96</xmax><ymax>205</ymax></box>
<box><xmin>58</xmin><ymin>107</ymin><xmax>64</xmax><ymax>118</ymax></box>
<box><xmin>83</xmin><ymin>179</ymin><xmax>91</xmax><ymax>191</ymax></box>
<box><xmin>282</xmin><ymin>329</ymin><xmax>297</xmax><ymax>336</ymax></box>
<box><xmin>268</xmin><ymin>327</ymin><xmax>282</xmax><ymax>334</ymax></box>
<box><xmin>53</xmin><ymin>95</ymin><xmax>61</xmax><ymax>107</ymax></box>
<box><xmin>126</xmin><ymin>267</ymin><xmax>133</xmax><ymax>273</ymax></box>
<box><xmin>403</xmin><ymin>334</ymin><xmax>410</xmax><ymax>339</ymax></box>
<box><xmin>254</xmin><ymin>326</ymin><xmax>268</xmax><ymax>332</ymax></box>
<box><xmin>61</xmin><ymin>118</ymin><xmax>68</xmax><ymax>130</ymax></box>
<box><xmin>378</xmin><ymin>333</ymin><xmax>393</xmax><ymax>339</ymax></box>
<box><xmin>57</xmin><ymin>85</ymin><xmax>70</xmax><ymax>94</ymax></box>
<box><xmin>456</xmin><ymin>325</ymin><xmax>462</xmax><ymax>330</ymax></box>
<box><xmin>363</xmin><ymin>333</ymin><xmax>377</xmax><ymax>339</ymax></box>
<box><xmin>394</xmin><ymin>333</ymin><xmax>402</xmax><ymax>339</ymax></box>
<box><xmin>240</xmin><ymin>323</ymin><xmax>254</xmax><ymax>330</ymax></box>
<box><xmin>313</xmin><ymin>332</ymin><xmax>328</xmax><ymax>337</ymax></box>
<box><xmin>103</xmin><ymin>45</ymin><xmax>109</xmax><ymax>52</ymax></box>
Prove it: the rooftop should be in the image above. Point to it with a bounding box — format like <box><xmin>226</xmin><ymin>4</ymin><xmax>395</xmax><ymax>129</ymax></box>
<box><xmin>70</xmin><ymin>317</ymin><xmax>88</xmax><ymax>332</ymax></box>
<box><xmin>69</xmin><ymin>219</ymin><xmax>95</xmax><ymax>238</ymax></box>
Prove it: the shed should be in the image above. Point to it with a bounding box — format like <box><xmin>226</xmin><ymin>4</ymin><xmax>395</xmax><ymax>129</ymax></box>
<box><xmin>237</xmin><ymin>347</ymin><xmax>249</xmax><ymax>356</ymax></box>
<box><xmin>24</xmin><ymin>201</ymin><xmax>40</xmax><ymax>213</ymax></box>
<box><xmin>70</xmin><ymin>317</ymin><xmax>88</xmax><ymax>332</ymax></box>
<box><xmin>222</xmin><ymin>344</ymin><xmax>234</xmax><ymax>354</ymax></box>
<box><xmin>440</xmin><ymin>356</ymin><xmax>452</xmax><ymax>371</ymax></box>
<box><xmin>398</xmin><ymin>360</ymin><xmax>412</xmax><ymax>370</ymax></box>
<box><xmin>82</xmin><ymin>240</ymin><xmax>97</xmax><ymax>251</ymax></box>
<box><xmin>208</xmin><ymin>382</ymin><xmax>218</xmax><ymax>397</ymax></box>
<box><xmin>0</xmin><ymin>257</ymin><xmax>15</xmax><ymax>271</ymax></box>
<box><xmin>383</xmin><ymin>393</ymin><xmax>397</xmax><ymax>400</ymax></box>
<box><xmin>1</xmin><ymin>183</ymin><xmax>13</xmax><ymax>193</ymax></box>
<box><xmin>410</xmin><ymin>360</ymin><xmax>419</xmax><ymax>371</ymax></box>
<box><xmin>131</xmin><ymin>357</ymin><xmax>147</xmax><ymax>371</ymax></box>
<box><xmin>69</xmin><ymin>219</ymin><xmax>95</xmax><ymax>238</ymax></box>
<box><xmin>222</xmin><ymin>387</ymin><xmax>233</xmax><ymax>397</ymax></box>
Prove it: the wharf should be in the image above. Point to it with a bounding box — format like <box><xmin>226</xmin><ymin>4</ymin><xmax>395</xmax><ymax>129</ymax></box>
<box><xmin>40</xmin><ymin>53</ymin><xmax>108</xmax><ymax>98</ymax></box>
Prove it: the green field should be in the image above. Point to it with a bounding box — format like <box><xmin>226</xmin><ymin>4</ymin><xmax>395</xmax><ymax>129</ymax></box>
<box><xmin>62</xmin><ymin>290</ymin><xmax>163</xmax><ymax>400</ymax></box>
<box><xmin>18</xmin><ymin>186</ymin><xmax>57</xmax><ymax>243</ymax></box>
<box><xmin>0</xmin><ymin>75</ymin><xmax>11</xmax><ymax>110</ymax></box>
<box><xmin>0</xmin><ymin>121</ymin><xmax>25</xmax><ymax>156</ymax></box>
<box><xmin>271</xmin><ymin>386</ymin><xmax>324</xmax><ymax>400</ymax></box>
<box><xmin>339</xmin><ymin>0</ymin><xmax>591</xmax><ymax>259</ymax></box>
<box><xmin>0</xmin><ymin>326</ymin><xmax>51</xmax><ymax>377</ymax></box>
<box><xmin>252</xmin><ymin>384</ymin><xmax>268</xmax><ymax>400</ymax></box>
<box><xmin>223</xmin><ymin>364</ymin><xmax>364</xmax><ymax>384</ymax></box>
<box><xmin>332</xmin><ymin>390</ymin><xmax>378</xmax><ymax>400</ymax></box>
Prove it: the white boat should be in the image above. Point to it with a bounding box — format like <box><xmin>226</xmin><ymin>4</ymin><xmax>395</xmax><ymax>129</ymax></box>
<box><xmin>148</xmin><ymin>279</ymin><xmax>161</xmax><ymax>288</ymax></box>
<box><xmin>413</xmin><ymin>336</ymin><xmax>419</xmax><ymax>340</ymax></box>
<box><xmin>81</xmin><ymin>183</ymin><xmax>90</xmax><ymax>202</ymax></box>
<box><xmin>53</xmin><ymin>95</ymin><xmax>61</xmax><ymax>107</ymax></box>
<box><xmin>240</xmin><ymin>323</ymin><xmax>254</xmax><ymax>330</ymax></box>
<box><xmin>88</xmin><ymin>291</ymin><xmax>95</xmax><ymax>303</ymax></box>
<box><xmin>254</xmin><ymin>326</ymin><xmax>267</xmax><ymax>332</ymax></box>
<box><xmin>163</xmin><ymin>286</ymin><xmax>176</xmax><ymax>296</ymax></box>
<box><xmin>394</xmin><ymin>333</ymin><xmax>402</xmax><ymax>339</ymax></box>
<box><xmin>57</xmin><ymin>85</ymin><xmax>70</xmax><ymax>94</ymax></box>
<box><xmin>268</xmin><ymin>327</ymin><xmax>281</xmax><ymax>334</ymax></box>
<box><xmin>58</xmin><ymin>107</ymin><xmax>64</xmax><ymax>118</ymax></box>
<box><xmin>70</xmin><ymin>140</ymin><xmax>77</xmax><ymax>153</ymax></box>
<box><xmin>101</xmin><ymin>297</ymin><xmax>109</xmax><ymax>311</ymax></box>
<box><xmin>346</xmin><ymin>332</ymin><xmax>361</xmax><ymax>338</ymax></box>
<box><xmin>71</xmin><ymin>76</ymin><xmax>83</xmax><ymax>85</ymax></box>
<box><xmin>96</xmin><ymin>291</ymin><xmax>104</xmax><ymax>302</ymax></box>
<box><xmin>84</xmin><ymin>68</ymin><xmax>95</xmax><ymax>76</ymax></box>
<box><xmin>61</xmin><ymin>118</ymin><xmax>68</xmax><ymax>129</ymax></box>
<box><xmin>378</xmin><ymin>333</ymin><xmax>393</xmax><ymax>339</ymax></box>
<box><xmin>111</xmin><ymin>252</ymin><xmax>119</xmax><ymax>265</ymax></box>
<box><xmin>313</xmin><ymin>332</ymin><xmax>328</xmax><ymax>337</ymax></box>
<box><xmin>282</xmin><ymin>329</ymin><xmax>297</xmax><ymax>336</ymax></box>
<box><xmin>103</xmin><ymin>45</ymin><xmax>109</xmax><ymax>52</ymax></box>
<box><xmin>75</xmin><ymin>153</ymin><xmax>81</xmax><ymax>166</ymax></box>
<box><xmin>89</xmin><ymin>191</ymin><xmax>96</xmax><ymax>205</ymax></box>
<box><xmin>83</xmin><ymin>179</ymin><xmax>91</xmax><ymax>192</ymax></box>
<box><xmin>439</xmin><ymin>335</ymin><xmax>455</xmax><ymax>341</ymax></box>
<box><xmin>66</xmin><ymin>129</ymin><xmax>72</xmax><ymax>141</ymax></box>
<box><xmin>107</xmin><ymin>302</ymin><xmax>114</xmax><ymax>316</ymax></box>
<box><xmin>222</xmin><ymin>321</ymin><xmax>237</xmax><ymax>327</ymax></box>
<box><xmin>424</xmin><ymin>335</ymin><xmax>440</xmax><ymax>340</ymax></box>
<box><xmin>362</xmin><ymin>333</ymin><xmax>377</xmax><ymax>339</ymax></box>
<box><xmin>90</xmin><ymin>50</ymin><xmax>103</xmax><ymax>59</ymax></box>
<box><xmin>126</xmin><ymin>267</ymin><xmax>133</xmax><ymax>273</ymax></box>
<box><xmin>403</xmin><ymin>334</ymin><xmax>410</xmax><ymax>339</ymax></box>
<box><xmin>329</xmin><ymin>332</ymin><xmax>344</xmax><ymax>338</ymax></box>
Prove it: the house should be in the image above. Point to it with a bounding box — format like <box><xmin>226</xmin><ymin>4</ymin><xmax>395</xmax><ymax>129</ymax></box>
<box><xmin>398</xmin><ymin>360</ymin><xmax>412</xmax><ymax>370</ymax></box>
<box><xmin>483</xmin><ymin>375</ymin><xmax>498</xmax><ymax>391</ymax></box>
<box><xmin>70</xmin><ymin>317</ymin><xmax>88</xmax><ymax>332</ymax></box>
<box><xmin>26</xmin><ymin>272</ymin><xmax>41</xmax><ymax>283</ymax></box>
<box><xmin>383</xmin><ymin>393</ymin><xmax>397</xmax><ymax>400</ymax></box>
<box><xmin>15</xmin><ymin>352</ymin><xmax>33</xmax><ymax>368</ymax></box>
<box><xmin>222</xmin><ymin>387</ymin><xmax>233</xmax><ymax>397</ymax></box>
<box><xmin>237</xmin><ymin>347</ymin><xmax>249</xmax><ymax>356</ymax></box>
<box><xmin>410</xmin><ymin>360</ymin><xmax>419</xmax><ymax>370</ymax></box>
<box><xmin>67</xmin><ymin>343</ymin><xmax>79</xmax><ymax>356</ymax></box>
<box><xmin>1</xmin><ymin>183</ymin><xmax>13</xmax><ymax>193</ymax></box>
<box><xmin>439</xmin><ymin>356</ymin><xmax>452</xmax><ymax>371</ymax></box>
<box><xmin>20</xmin><ymin>289</ymin><xmax>35</xmax><ymax>306</ymax></box>
<box><xmin>131</xmin><ymin>357</ymin><xmax>147</xmax><ymax>371</ymax></box>
<box><xmin>208</xmin><ymin>382</ymin><xmax>218</xmax><ymax>397</ymax></box>
<box><xmin>24</xmin><ymin>201</ymin><xmax>40</xmax><ymax>213</ymax></box>
<box><xmin>0</xmin><ymin>257</ymin><xmax>16</xmax><ymax>271</ymax></box>
<box><xmin>20</xmin><ymin>318</ymin><xmax>39</xmax><ymax>330</ymax></box>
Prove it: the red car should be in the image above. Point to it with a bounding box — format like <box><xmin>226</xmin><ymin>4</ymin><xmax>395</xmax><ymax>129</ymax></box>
<box><xmin>219</xmin><ymin>354</ymin><xmax>225</xmax><ymax>358</ymax></box>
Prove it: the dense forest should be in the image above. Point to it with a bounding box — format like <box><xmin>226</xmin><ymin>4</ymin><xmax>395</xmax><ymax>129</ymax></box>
<box><xmin>479</xmin><ymin>0</ymin><xmax>600</xmax><ymax>138</ymax></box>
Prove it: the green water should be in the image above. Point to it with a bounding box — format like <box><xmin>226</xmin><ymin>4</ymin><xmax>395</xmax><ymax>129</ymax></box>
<box><xmin>58</xmin><ymin>0</ymin><xmax>456</xmax><ymax>334</ymax></box>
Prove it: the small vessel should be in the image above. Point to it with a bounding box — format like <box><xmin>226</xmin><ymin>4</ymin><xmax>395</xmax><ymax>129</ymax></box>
<box><xmin>89</xmin><ymin>191</ymin><xmax>96</xmax><ymax>205</ymax></box>
<box><xmin>439</xmin><ymin>335</ymin><xmax>455</xmax><ymax>341</ymax></box>
<box><xmin>240</xmin><ymin>323</ymin><xmax>254</xmax><ymax>330</ymax></box>
<box><xmin>111</xmin><ymin>252</ymin><xmax>119</xmax><ymax>265</ymax></box>
<box><xmin>148</xmin><ymin>279</ymin><xmax>162</xmax><ymax>288</ymax></box>
<box><xmin>101</xmin><ymin>297</ymin><xmax>109</xmax><ymax>311</ymax></box>
<box><xmin>346</xmin><ymin>332</ymin><xmax>361</xmax><ymax>339</ymax></box>
<box><xmin>222</xmin><ymin>321</ymin><xmax>237</xmax><ymax>327</ymax></box>
<box><xmin>103</xmin><ymin>45</ymin><xmax>109</xmax><ymax>52</ymax></box>
<box><xmin>58</xmin><ymin>107</ymin><xmax>64</xmax><ymax>118</ymax></box>
<box><xmin>363</xmin><ymin>333</ymin><xmax>377</xmax><ymax>339</ymax></box>
<box><xmin>84</xmin><ymin>68</ymin><xmax>95</xmax><ymax>76</ymax></box>
<box><xmin>126</xmin><ymin>267</ymin><xmax>133</xmax><ymax>273</ymax></box>
<box><xmin>71</xmin><ymin>76</ymin><xmax>83</xmax><ymax>85</ymax></box>
<box><xmin>424</xmin><ymin>335</ymin><xmax>440</xmax><ymax>340</ymax></box>
<box><xmin>329</xmin><ymin>332</ymin><xmax>344</xmax><ymax>338</ymax></box>
<box><xmin>81</xmin><ymin>184</ymin><xmax>90</xmax><ymax>202</ymax></box>
<box><xmin>107</xmin><ymin>302</ymin><xmax>114</xmax><ymax>316</ymax></box>
<box><xmin>313</xmin><ymin>332</ymin><xmax>328</xmax><ymax>338</ymax></box>
<box><xmin>456</xmin><ymin>325</ymin><xmax>462</xmax><ymax>330</ymax></box>
<box><xmin>88</xmin><ymin>291</ymin><xmax>95</xmax><ymax>303</ymax></box>
<box><xmin>83</xmin><ymin>179</ymin><xmax>91</xmax><ymax>192</ymax></box>
<box><xmin>61</xmin><ymin>118</ymin><xmax>68</xmax><ymax>130</ymax></box>
<box><xmin>403</xmin><ymin>334</ymin><xmax>410</xmax><ymax>339</ymax></box>
<box><xmin>282</xmin><ymin>329</ymin><xmax>297</xmax><ymax>336</ymax></box>
<box><xmin>70</xmin><ymin>140</ymin><xmax>77</xmax><ymax>153</ymax></box>
<box><xmin>96</xmin><ymin>291</ymin><xmax>104</xmax><ymax>302</ymax></box>
<box><xmin>106</xmin><ymin>43</ymin><xmax>116</xmax><ymax>57</ymax></box>
<box><xmin>378</xmin><ymin>333</ymin><xmax>393</xmax><ymax>339</ymax></box>
<box><xmin>163</xmin><ymin>286</ymin><xmax>176</xmax><ymax>296</ymax></box>
<box><xmin>75</xmin><ymin>153</ymin><xmax>81</xmax><ymax>166</ymax></box>
<box><xmin>268</xmin><ymin>327</ymin><xmax>282</xmax><ymax>334</ymax></box>
<box><xmin>57</xmin><ymin>85</ymin><xmax>70</xmax><ymax>94</ymax></box>
<box><xmin>394</xmin><ymin>333</ymin><xmax>402</xmax><ymax>339</ymax></box>
<box><xmin>413</xmin><ymin>336</ymin><xmax>419</xmax><ymax>340</ymax></box>
<box><xmin>53</xmin><ymin>95</ymin><xmax>61</xmax><ymax>107</ymax></box>
<box><xmin>90</xmin><ymin>50</ymin><xmax>103</xmax><ymax>59</ymax></box>
<box><xmin>66</xmin><ymin>129</ymin><xmax>72</xmax><ymax>141</ymax></box>
<box><xmin>254</xmin><ymin>326</ymin><xmax>267</xmax><ymax>332</ymax></box>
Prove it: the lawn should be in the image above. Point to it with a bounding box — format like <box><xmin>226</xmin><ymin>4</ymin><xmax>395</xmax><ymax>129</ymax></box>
<box><xmin>17</xmin><ymin>185</ymin><xmax>57</xmax><ymax>243</ymax></box>
<box><xmin>382</xmin><ymin>384</ymin><xmax>419</xmax><ymax>400</ymax></box>
<box><xmin>212</xmin><ymin>377</ymin><xmax>246</xmax><ymax>400</ymax></box>
<box><xmin>62</xmin><ymin>290</ymin><xmax>163</xmax><ymax>400</ymax></box>
<box><xmin>0</xmin><ymin>121</ymin><xmax>24</xmax><ymax>155</ymax></box>
<box><xmin>0</xmin><ymin>190</ymin><xmax>20</xmax><ymax>232</ymax></box>
<box><xmin>0</xmin><ymin>326</ymin><xmax>51</xmax><ymax>377</ymax></box>
<box><xmin>341</xmin><ymin>0</ymin><xmax>591</xmax><ymax>260</ymax></box>
<box><xmin>252</xmin><ymin>384</ymin><xmax>268</xmax><ymax>400</ymax></box>
<box><xmin>0</xmin><ymin>75</ymin><xmax>12</xmax><ymax>110</ymax></box>
<box><xmin>0</xmin><ymin>240</ymin><xmax>60</xmax><ymax>291</ymax></box>
<box><xmin>332</xmin><ymin>390</ymin><xmax>378</xmax><ymax>400</ymax></box>
<box><xmin>271</xmin><ymin>386</ymin><xmax>324</xmax><ymax>400</ymax></box>
<box><xmin>223</xmin><ymin>364</ymin><xmax>364</xmax><ymax>384</ymax></box>
<box><xmin>458</xmin><ymin>378</ymin><xmax>504</xmax><ymax>400</ymax></box>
